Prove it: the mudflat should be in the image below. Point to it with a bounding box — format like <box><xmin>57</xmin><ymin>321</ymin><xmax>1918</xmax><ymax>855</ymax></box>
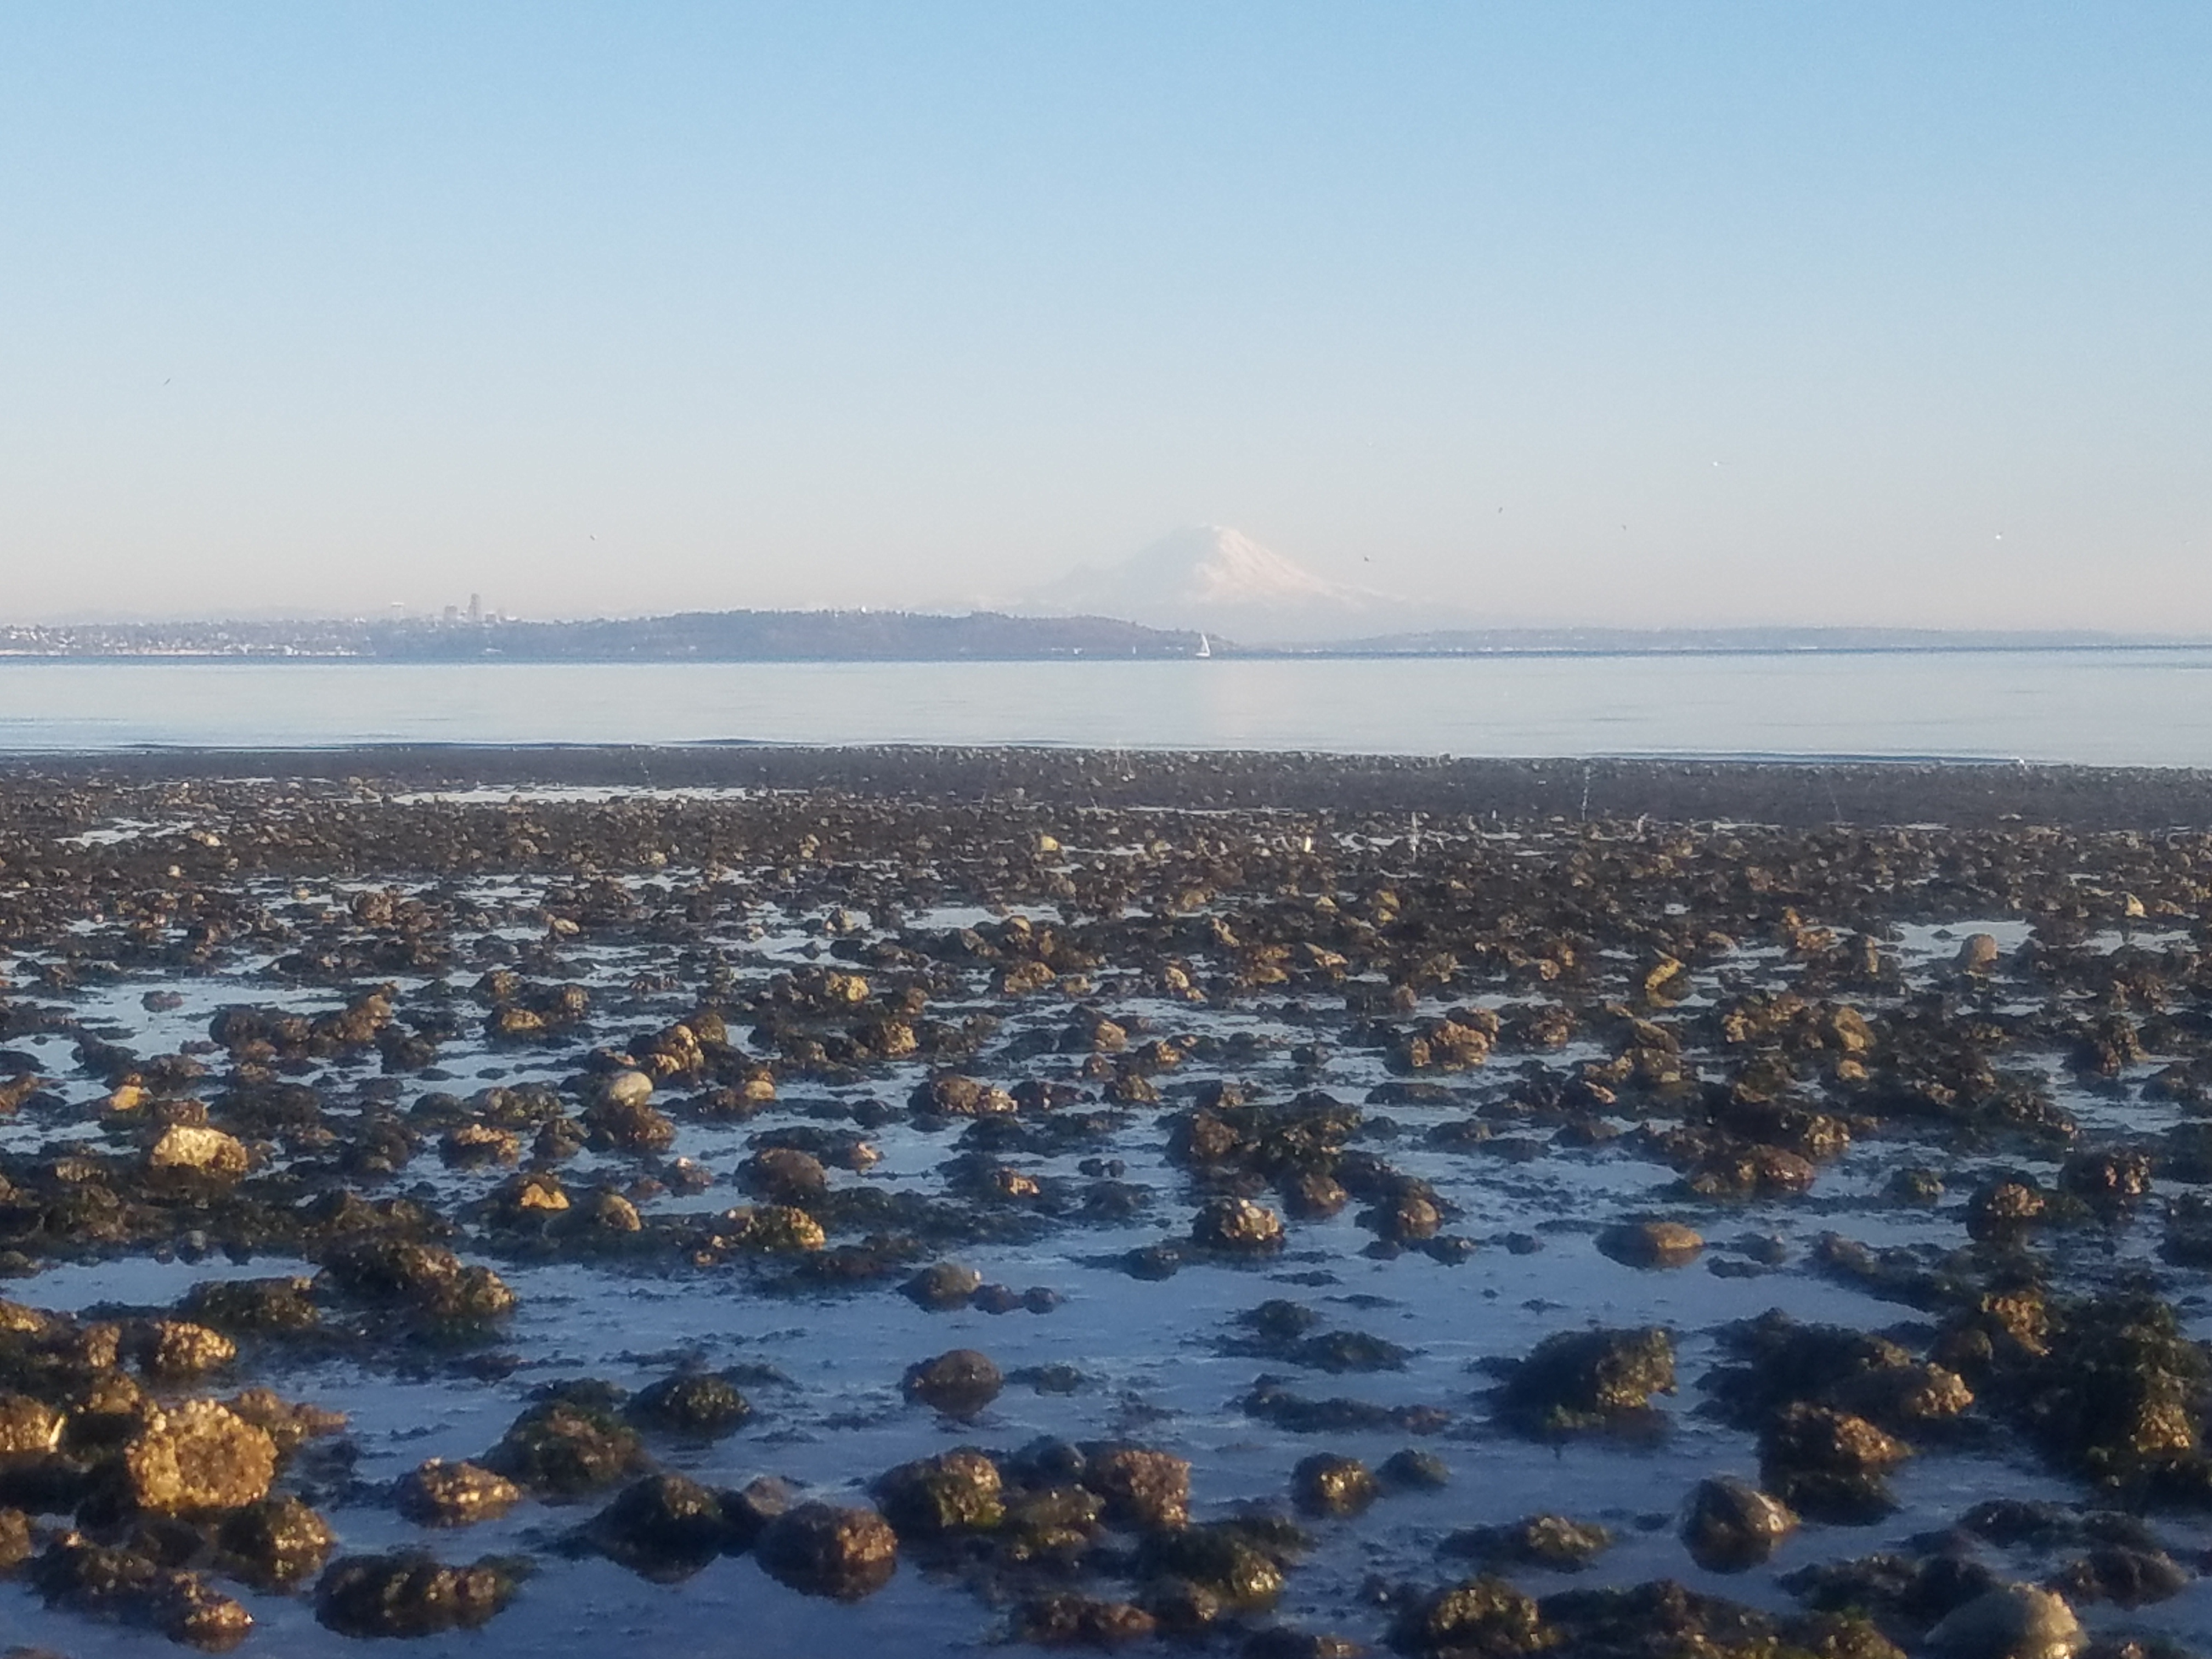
<box><xmin>0</xmin><ymin>749</ymin><xmax>2207</xmax><ymax>1655</ymax></box>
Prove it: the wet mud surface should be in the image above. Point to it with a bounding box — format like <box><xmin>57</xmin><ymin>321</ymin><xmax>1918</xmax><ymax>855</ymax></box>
<box><xmin>0</xmin><ymin>751</ymin><xmax>2210</xmax><ymax>1655</ymax></box>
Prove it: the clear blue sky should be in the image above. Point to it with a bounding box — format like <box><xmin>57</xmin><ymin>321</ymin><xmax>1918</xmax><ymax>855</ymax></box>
<box><xmin>2</xmin><ymin>2</ymin><xmax>2207</xmax><ymax>627</ymax></box>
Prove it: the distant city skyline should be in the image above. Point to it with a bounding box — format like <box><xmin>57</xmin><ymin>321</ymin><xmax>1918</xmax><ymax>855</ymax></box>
<box><xmin>3</xmin><ymin>4</ymin><xmax>2208</xmax><ymax>629</ymax></box>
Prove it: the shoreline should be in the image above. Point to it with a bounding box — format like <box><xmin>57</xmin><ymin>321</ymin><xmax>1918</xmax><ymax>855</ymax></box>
<box><xmin>3</xmin><ymin>638</ymin><xmax>2210</xmax><ymax>663</ymax></box>
<box><xmin>3</xmin><ymin>744</ymin><xmax>2209</xmax><ymax>830</ymax></box>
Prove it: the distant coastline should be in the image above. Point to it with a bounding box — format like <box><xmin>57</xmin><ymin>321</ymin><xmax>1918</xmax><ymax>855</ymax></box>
<box><xmin>0</xmin><ymin>608</ymin><xmax>2204</xmax><ymax>662</ymax></box>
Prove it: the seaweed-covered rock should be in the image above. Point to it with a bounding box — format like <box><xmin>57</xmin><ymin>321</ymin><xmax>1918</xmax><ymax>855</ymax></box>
<box><xmin>901</xmin><ymin>1261</ymin><xmax>985</xmax><ymax>1310</ymax></box>
<box><xmin>0</xmin><ymin>1505</ymin><xmax>32</xmax><ymax>1570</ymax></box>
<box><xmin>754</xmin><ymin>1501</ymin><xmax>899</xmax><ymax>1599</ymax></box>
<box><xmin>2051</xmin><ymin>1544</ymin><xmax>2188</xmax><ymax>1608</ymax></box>
<box><xmin>394</xmin><ymin>1458</ymin><xmax>523</xmax><ymax>1527</ymax></box>
<box><xmin>1135</xmin><ymin>1524</ymin><xmax>1286</xmax><ymax>1611</ymax></box>
<box><xmin>1441</xmin><ymin>1513</ymin><xmax>1611</xmax><ymax>1571</ymax></box>
<box><xmin>180</xmin><ymin>1277</ymin><xmax>320</xmax><ymax>1335</ymax></box>
<box><xmin>740</xmin><ymin>1146</ymin><xmax>830</xmax><ymax>1202</ymax></box>
<box><xmin>315</xmin><ymin>1238</ymin><xmax>516</xmax><ymax>1323</ymax></box>
<box><xmin>1498</xmin><ymin>1327</ymin><xmax>1675</xmax><ymax>1431</ymax></box>
<box><xmin>482</xmin><ymin>1397</ymin><xmax>647</xmax><ymax>1497</ymax></box>
<box><xmin>1012</xmin><ymin>1593</ymin><xmax>1159</xmax><ymax>1646</ymax></box>
<box><xmin>625</xmin><ymin>1371</ymin><xmax>753</xmax><ymax>1438</ymax></box>
<box><xmin>1084</xmin><ymin>1446</ymin><xmax>1191</xmax><ymax>1530</ymax></box>
<box><xmin>874</xmin><ymin>1448</ymin><xmax>1004</xmax><ymax>1536</ymax></box>
<box><xmin>1681</xmin><ymin>1476</ymin><xmax>1797</xmax><ymax>1572</ymax></box>
<box><xmin>1780</xmin><ymin>1550</ymin><xmax>1999</xmax><ymax>1635</ymax></box>
<box><xmin>315</xmin><ymin>1551</ymin><xmax>520</xmax><ymax>1638</ymax></box>
<box><xmin>1290</xmin><ymin>1453</ymin><xmax>1380</xmax><ymax>1517</ymax></box>
<box><xmin>585</xmin><ymin>1473</ymin><xmax>735</xmax><ymax>1580</ymax></box>
<box><xmin>1923</xmin><ymin>1583</ymin><xmax>2083</xmax><ymax>1659</ymax></box>
<box><xmin>132</xmin><ymin>1319</ymin><xmax>236</xmax><ymax>1380</ymax></box>
<box><xmin>715</xmin><ymin>1203</ymin><xmax>827</xmax><ymax>1252</ymax></box>
<box><xmin>122</xmin><ymin>1401</ymin><xmax>278</xmax><ymax>1515</ymax></box>
<box><xmin>1761</xmin><ymin>1403</ymin><xmax>1911</xmax><ymax>1475</ymax></box>
<box><xmin>901</xmin><ymin>1349</ymin><xmax>1003</xmax><ymax>1417</ymax></box>
<box><xmin>221</xmin><ymin>1386</ymin><xmax>346</xmax><ymax>1456</ymax></box>
<box><xmin>913</xmin><ymin>1075</ymin><xmax>1016</xmax><ymax>1118</ymax></box>
<box><xmin>1596</xmin><ymin>1220</ymin><xmax>1704</xmax><ymax>1268</ymax></box>
<box><xmin>147</xmin><ymin>1125</ymin><xmax>251</xmax><ymax>1180</ymax></box>
<box><xmin>31</xmin><ymin>1535</ymin><xmax>254</xmax><ymax>1650</ymax></box>
<box><xmin>1380</xmin><ymin>1449</ymin><xmax>1451</xmax><ymax>1490</ymax></box>
<box><xmin>0</xmin><ymin>1393</ymin><xmax>64</xmax><ymax>1458</ymax></box>
<box><xmin>2004</xmin><ymin>1294</ymin><xmax>2205</xmax><ymax>1491</ymax></box>
<box><xmin>1389</xmin><ymin>1574</ymin><xmax>1544</xmax><ymax>1654</ymax></box>
<box><xmin>1192</xmin><ymin>1197</ymin><xmax>1287</xmax><ymax>1252</ymax></box>
<box><xmin>215</xmin><ymin>1494</ymin><xmax>336</xmax><ymax>1587</ymax></box>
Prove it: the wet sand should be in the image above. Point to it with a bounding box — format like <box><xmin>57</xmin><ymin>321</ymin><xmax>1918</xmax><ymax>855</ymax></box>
<box><xmin>0</xmin><ymin>749</ymin><xmax>2209</xmax><ymax>1655</ymax></box>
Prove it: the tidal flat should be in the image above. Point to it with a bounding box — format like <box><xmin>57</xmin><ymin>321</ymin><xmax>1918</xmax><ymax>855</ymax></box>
<box><xmin>1</xmin><ymin>750</ymin><xmax>2211</xmax><ymax>1656</ymax></box>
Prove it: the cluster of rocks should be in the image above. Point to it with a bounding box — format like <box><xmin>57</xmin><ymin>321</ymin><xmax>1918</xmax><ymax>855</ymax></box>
<box><xmin>0</xmin><ymin>759</ymin><xmax>2208</xmax><ymax>1651</ymax></box>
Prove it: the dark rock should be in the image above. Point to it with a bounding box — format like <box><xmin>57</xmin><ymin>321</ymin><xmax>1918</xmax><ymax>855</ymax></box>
<box><xmin>314</xmin><ymin>1550</ymin><xmax>520</xmax><ymax>1638</ymax></box>
<box><xmin>1012</xmin><ymin>1593</ymin><xmax>1159</xmax><ymax>1646</ymax></box>
<box><xmin>1291</xmin><ymin>1454</ymin><xmax>1380</xmax><ymax>1517</ymax></box>
<box><xmin>754</xmin><ymin>1501</ymin><xmax>899</xmax><ymax>1599</ymax></box>
<box><xmin>214</xmin><ymin>1494</ymin><xmax>335</xmax><ymax>1588</ymax></box>
<box><xmin>901</xmin><ymin>1261</ymin><xmax>985</xmax><ymax>1310</ymax></box>
<box><xmin>482</xmin><ymin>1397</ymin><xmax>647</xmax><ymax>1497</ymax></box>
<box><xmin>1923</xmin><ymin>1584</ymin><xmax>2084</xmax><ymax>1659</ymax></box>
<box><xmin>122</xmin><ymin>1401</ymin><xmax>278</xmax><ymax>1515</ymax></box>
<box><xmin>1681</xmin><ymin>1476</ymin><xmax>1797</xmax><ymax>1572</ymax></box>
<box><xmin>1135</xmin><ymin>1523</ymin><xmax>1286</xmax><ymax>1611</ymax></box>
<box><xmin>1389</xmin><ymin>1574</ymin><xmax>1544</xmax><ymax>1654</ymax></box>
<box><xmin>394</xmin><ymin>1458</ymin><xmax>523</xmax><ymax>1527</ymax></box>
<box><xmin>719</xmin><ymin>1474</ymin><xmax>797</xmax><ymax>1550</ymax></box>
<box><xmin>585</xmin><ymin>1473</ymin><xmax>734</xmax><ymax>1580</ymax></box>
<box><xmin>626</xmin><ymin>1372</ymin><xmax>753</xmax><ymax>1438</ymax></box>
<box><xmin>1441</xmin><ymin>1513</ymin><xmax>1611</xmax><ymax>1571</ymax></box>
<box><xmin>31</xmin><ymin>1535</ymin><xmax>253</xmax><ymax>1649</ymax></box>
<box><xmin>1498</xmin><ymin>1327</ymin><xmax>1675</xmax><ymax>1431</ymax></box>
<box><xmin>1379</xmin><ymin>1449</ymin><xmax>1449</xmax><ymax>1490</ymax></box>
<box><xmin>1193</xmin><ymin>1197</ymin><xmax>1287</xmax><ymax>1252</ymax></box>
<box><xmin>874</xmin><ymin>1448</ymin><xmax>1005</xmax><ymax>1536</ymax></box>
<box><xmin>901</xmin><ymin>1349</ymin><xmax>1003</xmax><ymax>1417</ymax></box>
<box><xmin>1595</xmin><ymin>1220</ymin><xmax>1704</xmax><ymax>1268</ymax></box>
<box><xmin>1083</xmin><ymin>1446</ymin><xmax>1190</xmax><ymax>1529</ymax></box>
<box><xmin>315</xmin><ymin>1238</ymin><xmax>516</xmax><ymax>1323</ymax></box>
<box><xmin>2051</xmin><ymin>1545</ymin><xmax>2188</xmax><ymax>1608</ymax></box>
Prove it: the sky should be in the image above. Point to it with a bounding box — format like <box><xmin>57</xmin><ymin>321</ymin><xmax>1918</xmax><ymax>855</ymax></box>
<box><xmin>2</xmin><ymin>2</ymin><xmax>2208</xmax><ymax>629</ymax></box>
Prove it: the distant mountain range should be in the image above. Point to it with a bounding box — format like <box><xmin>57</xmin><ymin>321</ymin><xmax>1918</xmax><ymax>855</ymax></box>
<box><xmin>2</xmin><ymin>526</ymin><xmax>2200</xmax><ymax>658</ymax></box>
<box><xmin>1</xmin><ymin>610</ymin><xmax>2188</xmax><ymax>662</ymax></box>
<box><xmin>0</xmin><ymin>611</ymin><xmax>1206</xmax><ymax>661</ymax></box>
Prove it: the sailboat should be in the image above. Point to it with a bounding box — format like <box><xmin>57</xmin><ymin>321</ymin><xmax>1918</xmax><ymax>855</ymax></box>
<box><xmin>1195</xmin><ymin>633</ymin><xmax>1211</xmax><ymax>659</ymax></box>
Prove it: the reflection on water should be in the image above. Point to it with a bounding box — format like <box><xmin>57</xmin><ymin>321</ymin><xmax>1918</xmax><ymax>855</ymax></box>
<box><xmin>1</xmin><ymin>650</ymin><xmax>2209</xmax><ymax>763</ymax></box>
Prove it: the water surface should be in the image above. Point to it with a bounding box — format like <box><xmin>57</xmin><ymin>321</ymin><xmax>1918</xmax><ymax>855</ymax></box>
<box><xmin>2</xmin><ymin>650</ymin><xmax>2209</xmax><ymax>762</ymax></box>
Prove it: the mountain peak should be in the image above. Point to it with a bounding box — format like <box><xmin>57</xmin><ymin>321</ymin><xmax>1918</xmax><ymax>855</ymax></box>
<box><xmin>1130</xmin><ymin>525</ymin><xmax>1349</xmax><ymax>605</ymax></box>
<box><xmin>1020</xmin><ymin>526</ymin><xmax>1427</xmax><ymax>641</ymax></box>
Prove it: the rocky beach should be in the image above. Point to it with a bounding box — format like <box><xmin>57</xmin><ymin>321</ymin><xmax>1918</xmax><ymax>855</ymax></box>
<box><xmin>0</xmin><ymin>747</ymin><xmax>2209</xmax><ymax>1656</ymax></box>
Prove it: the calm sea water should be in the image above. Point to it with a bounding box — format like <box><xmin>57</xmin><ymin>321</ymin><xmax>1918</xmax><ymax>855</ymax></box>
<box><xmin>1</xmin><ymin>650</ymin><xmax>2208</xmax><ymax>764</ymax></box>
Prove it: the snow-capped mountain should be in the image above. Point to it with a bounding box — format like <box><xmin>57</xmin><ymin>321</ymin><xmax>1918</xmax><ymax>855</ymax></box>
<box><xmin>1018</xmin><ymin>526</ymin><xmax>1432</xmax><ymax>644</ymax></box>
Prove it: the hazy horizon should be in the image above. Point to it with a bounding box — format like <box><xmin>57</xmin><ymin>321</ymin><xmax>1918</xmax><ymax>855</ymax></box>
<box><xmin>4</xmin><ymin>4</ymin><xmax>2208</xmax><ymax>630</ymax></box>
